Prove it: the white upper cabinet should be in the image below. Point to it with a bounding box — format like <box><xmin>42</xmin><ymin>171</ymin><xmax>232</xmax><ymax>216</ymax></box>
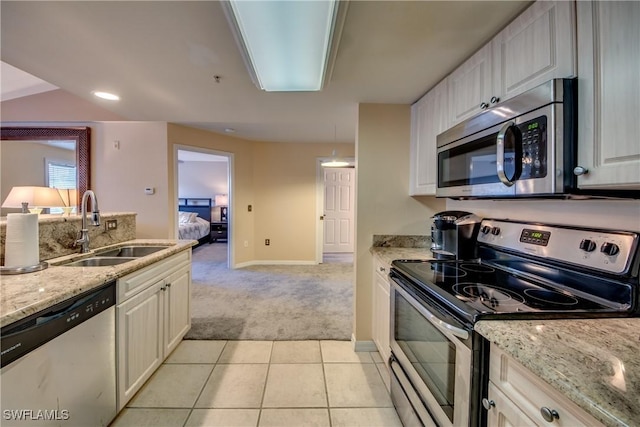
<box><xmin>448</xmin><ymin>44</ymin><xmax>494</xmax><ymax>124</ymax></box>
<box><xmin>410</xmin><ymin>79</ymin><xmax>448</xmax><ymax>195</ymax></box>
<box><xmin>410</xmin><ymin>1</ymin><xmax>578</xmax><ymax>196</ymax></box>
<box><xmin>448</xmin><ymin>0</ymin><xmax>577</xmax><ymax>127</ymax></box>
<box><xmin>575</xmin><ymin>1</ymin><xmax>640</xmax><ymax>189</ymax></box>
<box><xmin>492</xmin><ymin>0</ymin><xmax>577</xmax><ymax>101</ymax></box>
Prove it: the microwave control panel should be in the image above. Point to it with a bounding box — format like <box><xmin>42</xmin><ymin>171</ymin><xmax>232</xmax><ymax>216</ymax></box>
<box><xmin>518</xmin><ymin>116</ymin><xmax>547</xmax><ymax>180</ymax></box>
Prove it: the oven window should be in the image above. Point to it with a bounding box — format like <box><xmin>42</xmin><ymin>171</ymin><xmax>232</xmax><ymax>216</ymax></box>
<box><xmin>438</xmin><ymin>132</ymin><xmax>506</xmax><ymax>187</ymax></box>
<box><xmin>395</xmin><ymin>292</ymin><xmax>456</xmax><ymax>422</ymax></box>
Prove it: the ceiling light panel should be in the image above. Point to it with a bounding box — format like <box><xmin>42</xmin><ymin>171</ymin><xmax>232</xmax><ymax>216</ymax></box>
<box><xmin>227</xmin><ymin>0</ymin><xmax>337</xmax><ymax>92</ymax></box>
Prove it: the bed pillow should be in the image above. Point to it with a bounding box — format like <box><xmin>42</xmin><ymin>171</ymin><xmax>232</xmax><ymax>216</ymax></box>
<box><xmin>178</xmin><ymin>211</ymin><xmax>199</xmax><ymax>224</ymax></box>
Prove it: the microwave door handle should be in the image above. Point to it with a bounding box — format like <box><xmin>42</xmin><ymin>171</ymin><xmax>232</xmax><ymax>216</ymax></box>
<box><xmin>496</xmin><ymin>121</ymin><xmax>523</xmax><ymax>186</ymax></box>
<box><xmin>496</xmin><ymin>121</ymin><xmax>516</xmax><ymax>187</ymax></box>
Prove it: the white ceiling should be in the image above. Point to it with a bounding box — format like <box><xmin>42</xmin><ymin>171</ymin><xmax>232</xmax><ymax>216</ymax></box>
<box><xmin>0</xmin><ymin>1</ymin><xmax>530</xmax><ymax>144</ymax></box>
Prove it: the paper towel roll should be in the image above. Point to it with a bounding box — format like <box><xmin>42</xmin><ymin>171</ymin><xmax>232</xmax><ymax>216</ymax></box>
<box><xmin>5</xmin><ymin>213</ymin><xmax>39</xmax><ymax>268</ymax></box>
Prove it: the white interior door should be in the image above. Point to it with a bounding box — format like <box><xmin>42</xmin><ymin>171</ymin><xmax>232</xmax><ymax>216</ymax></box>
<box><xmin>323</xmin><ymin>167</ymin><xmax>355</xmax><ymax>253</ymax></box>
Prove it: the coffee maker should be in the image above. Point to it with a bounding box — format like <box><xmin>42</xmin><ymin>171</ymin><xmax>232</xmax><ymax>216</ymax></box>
<box><xmin>430</xmin><ymin>211</ymin><xmax>481</xmax><ymax>260</ymax></box>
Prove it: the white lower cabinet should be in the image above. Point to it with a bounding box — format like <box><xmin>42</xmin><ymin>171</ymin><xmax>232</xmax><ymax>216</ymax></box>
<box><xmin>372</xmin><ymin>255</ymin><xmax>391</xmax><ymax>389</ymax></box>
<box><xmin>116</xmin><ymin>250</ymin><xmax>192</xmax><ymax>411</ymax></box>
<box><xmin>485</xmin><ymin>343</ymin><xmax>604</xmax><ymax>427</ymax></box>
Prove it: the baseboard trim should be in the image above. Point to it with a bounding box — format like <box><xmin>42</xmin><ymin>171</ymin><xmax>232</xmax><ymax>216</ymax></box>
<box><xmin>351</xmin><ymin>334</ymin><xmax>377</xmax><ymax>352</ymax></box>
<box><xmin>234</xmin><ymin>260</ymin><xmax>318</xmax><ymax>268</ymax></box>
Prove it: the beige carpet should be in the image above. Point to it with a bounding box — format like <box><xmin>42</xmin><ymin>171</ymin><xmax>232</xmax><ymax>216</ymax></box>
<box><xmin>185</xmin><ymin>243</ymin><xmax>354</xmax><ymax>340</ymax></box>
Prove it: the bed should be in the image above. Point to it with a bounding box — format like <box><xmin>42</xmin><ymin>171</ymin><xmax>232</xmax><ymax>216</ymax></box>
<box><xmin>178</xmin><ymin>198</ymin><xmax>212</xmax><ymax>246</ymax></box>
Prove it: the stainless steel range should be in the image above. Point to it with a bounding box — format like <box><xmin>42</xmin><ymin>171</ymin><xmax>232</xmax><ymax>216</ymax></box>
<box><xmin>388</xmin><ymin>219</ymin><xmax>640</xmax><ymax>427</ymax></box>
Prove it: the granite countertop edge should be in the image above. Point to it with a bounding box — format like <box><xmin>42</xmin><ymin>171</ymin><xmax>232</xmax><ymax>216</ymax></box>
<box><xmin>475</xmin><ymin>319</ymin><xmax>640</xmax><ymax>427</ymax></box>
<box><xmin>1</xmin><ymin>239</ymin><xmax>196</xmax><ymax>328</ymax></box>
<box><xmin>370</xmin><ymin>246</ymin><xmax>433</xmax><ymax>265</ymax></box>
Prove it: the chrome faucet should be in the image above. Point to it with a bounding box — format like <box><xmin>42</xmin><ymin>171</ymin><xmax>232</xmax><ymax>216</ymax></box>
<box><xmin>75</xmin><ymin>190</ymin><xmax>100</xmax><ymax>253</ymax></box>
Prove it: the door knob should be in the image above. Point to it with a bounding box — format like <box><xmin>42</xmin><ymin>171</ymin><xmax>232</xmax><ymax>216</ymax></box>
<box><xmin>482</xmin><ymin>398</ymin><xmax>495</xmax><ymax>410</ymax></box>
<box><xmin>573</xmin><ymin>166</ymin><xmax>589</xmax><ymax>176</ymax></box>
<box><xmin>540</xmin><ymin>407</ymin><xmax>559</xmax><ymax>422</ymax></box>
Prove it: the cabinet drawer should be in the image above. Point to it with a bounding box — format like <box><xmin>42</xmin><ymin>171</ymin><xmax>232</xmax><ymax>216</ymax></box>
<box><xmin>117</xmin><ymin>250</ymin><xmax>191</xmax><ymax>303</ymax></box>
<box><xmin>373</xmin><ymin>256</ymin><xmax>391</xmax><ymax>280</ymax></box>
<box><xmin>490</xmin><ymin>344</ymin><xmax>604</xmax><ymax>427</ymax></box>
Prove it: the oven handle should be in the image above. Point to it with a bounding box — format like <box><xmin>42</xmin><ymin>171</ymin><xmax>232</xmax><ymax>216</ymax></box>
<box><xmin>496</xmin><ymin>121</ymin><xmax>522</xmax><ymax>187</ymax></box>
<box><xmin>391</xmin><ymin>277</ymin><xmax>469</xmax><ymax>341</ymax></box>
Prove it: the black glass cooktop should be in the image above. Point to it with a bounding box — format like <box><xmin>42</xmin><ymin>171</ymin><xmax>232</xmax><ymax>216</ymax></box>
<box><xmin>391</xmin><ymin>258</ymin><xmax>634</xmax><ymax>323</ymax></box>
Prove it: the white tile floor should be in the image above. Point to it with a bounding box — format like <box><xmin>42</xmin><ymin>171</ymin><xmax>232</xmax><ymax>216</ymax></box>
<box><xmin>110</xmin><ymin>340</ymin><xmax>402</xmax><ymax>427</ymax></box>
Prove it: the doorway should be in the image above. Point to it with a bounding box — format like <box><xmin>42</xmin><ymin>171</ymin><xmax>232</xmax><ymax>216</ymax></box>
<box><xmin>316</xmin><ymin>159</ymin><xmax>356</xmax><ymax>263</ymax></box>
<box><xmin>174</xmin><ymin>145</ymin><xmax>233</xmax><ymax>268</ymax></box>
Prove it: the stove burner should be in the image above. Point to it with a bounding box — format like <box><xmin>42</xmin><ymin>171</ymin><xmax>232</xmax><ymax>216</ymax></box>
<box><xmin>524</xmin><ymin>289</ymin><xmax>579</xmax><ymax>306</ymax></box>
<box><xmin>453</xmin><ymin>283</ymin><xmax>525</xmax><ymax>305</ymax></box>
<box><xmin>460</xmin><ymin>263</ymin><xmax>495</xmax><ymax>273</ymax></box>
<box><xmin>416</xmin><ymin>263</ymin><xmax>467</xmax><ymax>278</ymax></box>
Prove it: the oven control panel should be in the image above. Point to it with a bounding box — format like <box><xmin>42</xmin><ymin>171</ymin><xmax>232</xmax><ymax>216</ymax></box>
<box><xmin>478</xmin><ymin>219</ymin><xmax>639</xmax><ymax>275</ymax></box>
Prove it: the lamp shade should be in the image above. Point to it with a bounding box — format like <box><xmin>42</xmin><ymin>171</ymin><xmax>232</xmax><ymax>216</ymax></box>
<box><xmin>2</xmin><ymin>186</ymin><xmax>65</xmax><ymax>209</ymax></box>
<box><xmin>215</xmin><ymin>194</ymin><xmax>229</xmax><ymax>206</ymax></box>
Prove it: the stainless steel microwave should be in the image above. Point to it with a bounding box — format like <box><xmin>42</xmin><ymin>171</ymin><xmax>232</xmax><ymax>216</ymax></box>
<box><xmin>436</xmin><ymin>79</ymin><xmax>577</xmax><ymax>199</ymax></box>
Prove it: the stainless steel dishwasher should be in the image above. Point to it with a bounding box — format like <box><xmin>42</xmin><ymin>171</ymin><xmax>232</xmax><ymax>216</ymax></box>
<box><xmin>1</xmin><ymin>281</ymin><xmax>117</xmax><ymax>426</ymax></box>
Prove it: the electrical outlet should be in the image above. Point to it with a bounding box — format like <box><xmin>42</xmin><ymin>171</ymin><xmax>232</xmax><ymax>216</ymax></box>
<box><xmin>248</xmin><ymin>205</ymin><xmax>253</xmax><ymax>212</ymax></box>
<box><xmin>244</xmin><ymin>241</ymin><xmax>249</xmax><ymax>248</ymax></box>
<box><xmin>105</xmin><ymin>219</ymin><xmax>118</xmax><ymax>231</ymax></box>
<box><xmin>265</xmin><ymin>239</ymin><xmax>270</xmax><ymax>246</ymax></box>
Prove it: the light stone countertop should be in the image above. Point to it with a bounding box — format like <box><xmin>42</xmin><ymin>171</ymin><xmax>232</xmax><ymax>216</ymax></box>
<box><xmin>475</xmin><ymin>319</ymin><xmax>640</xmax><ymax>427</ymax></box>
<box><xmin>370</xmin><ymin>247</ymin><xmax>433</xmax><ymax>265</ymax></box>
<box><xmin>1</xmin><ymin>239</ymin><xmax>196</xmax><ymax>328</ymax></box>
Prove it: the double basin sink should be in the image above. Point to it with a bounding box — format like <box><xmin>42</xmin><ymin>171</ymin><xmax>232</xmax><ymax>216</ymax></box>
<box><xmin>61</xmin><ymin>245</ymin><xmax>172</xmax><ymax>267</ymax></box>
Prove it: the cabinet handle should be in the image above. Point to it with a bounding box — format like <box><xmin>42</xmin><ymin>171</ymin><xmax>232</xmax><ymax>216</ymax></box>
<box><xmin>480</xmin><ymin>102</ymin><xmax>490</xmax><ymax>110</ymax></box>
<box><xmin>573</xmin><ymin>166</ymin><xmax>589</xmax><ymax>176</ymax></box>
<box><xmin>161</xmin><ymin>286</ymin><xmax>166</xmax><ymax>291</ymax></box>
<box><xmin>166</xmin><ymin>283</ymin><xmax>172</xmax><ymax>288</ymax></box>
<box><xmin>540</xmin><ymin>407</ymin><xmax>559</xmax><ymax>423</ymax></box>
<box><xmin>482</xmin><ymin>398</ymin><xmax>495</xmax><ymax>410</ymax></box>
<box><xmin>490</xmin><ymin>96</ymin><xmax>500</xmax><ymax>104</ymax></box>
<box><xmin>379</xmin><ymin>267</ymin><xmax>386</xmax><ymax>272</ymax></box>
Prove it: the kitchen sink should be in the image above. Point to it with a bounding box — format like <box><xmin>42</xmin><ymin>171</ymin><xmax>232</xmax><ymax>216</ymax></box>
<box><xmin>63</xmin><ymin>257</ymin><xmax>137</xmax><ymax>267</ymax></box>
<box><xmin>94</xmin><ymin>245</ymin><xmax>170</xmax><ymax>258</ymax></box>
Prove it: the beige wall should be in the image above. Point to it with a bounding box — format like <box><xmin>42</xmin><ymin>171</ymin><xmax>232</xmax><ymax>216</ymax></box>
<box><xmin>168</xmin><ymin>124</ymin><xmax>256</xmax><ymax>265</ymax></box>
<box><xmin>167</xmin><ymin>124</ymin><xmax>355</xmax><ymax>266</ymax></box>
<box><xmin>355</xmin><ymin>103</ymin><xmax>446</xmax><ymax>343</ymax></box>
<box><xmin>93</xmin><ymin>122</ymin><xmax>170</xmax><ymax>238</ymax></box>
<box><xmin>253</xmin><ymin>141</ymin><xmax>354</xmax><ymax>262</ymax></box>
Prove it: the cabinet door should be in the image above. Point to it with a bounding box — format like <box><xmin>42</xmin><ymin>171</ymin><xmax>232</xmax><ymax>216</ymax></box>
<box><xmin>117</xmin><ymin>282</ymin><xmax>164</xmax><ymax>411</ymax></box>
<box><xmin>448</xmin><ymin>44</ymin><xmax>493</xmax><ymax>124</ymax></box>
<box><xmin>372</xmin><ymin>258</ymin><xmax>391</xmax><ymax>366</ymax></box>
<box><xmin>410</xmin><ymin>79</ymin><xmax>448</xmax><ymax>196</ymax></box>
<box><xmin>492</xmin><ymin>1</ymin><xmax>576</xmax><ymax>102</ymax></box>
<box><xmin>164</xmin><ymin>266</ymin><xmax>191</xmax><ymax>357</ymax></box>
<box><xmin>576</xmin><ymin>1</ymin><xmax>640</xmax><ymax>189</ymax></box>
<box><xmin>486</xmin><ymin>382</ymin><xmax>538</xmax><ymax>427</ymax></box>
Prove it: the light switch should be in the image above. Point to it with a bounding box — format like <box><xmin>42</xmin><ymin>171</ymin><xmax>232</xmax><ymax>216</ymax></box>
<box><xmin>144</xmin><ymin>187</ymin><xmax>155</xmax><ymax>195</ymax></box>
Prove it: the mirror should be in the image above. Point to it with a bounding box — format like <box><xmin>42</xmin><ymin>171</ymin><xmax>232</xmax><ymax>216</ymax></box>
<box><xmin>0</xmin><ymin>127</ymin><xmax>90</xmax><ymax>214</ymax></box>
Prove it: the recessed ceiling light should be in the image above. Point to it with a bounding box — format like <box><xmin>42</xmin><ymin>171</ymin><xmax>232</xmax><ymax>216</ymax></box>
<box><xmin>93</xmin><ymin>91</ymin><xmax>120</xmax><ymax>101</ymax></box>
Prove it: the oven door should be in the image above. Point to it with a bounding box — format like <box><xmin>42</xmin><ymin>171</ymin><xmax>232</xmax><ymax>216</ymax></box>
<box><xmin>436</xmin><ymin>104</ymin><xmax>558</xmax><ymax>199</ymax></box>
<box><xmin>390</xmin><ymin>276</ymin><xmax>472</xmax><ymax>427</ymax></box>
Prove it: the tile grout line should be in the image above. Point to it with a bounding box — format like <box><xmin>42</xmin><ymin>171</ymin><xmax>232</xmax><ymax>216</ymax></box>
<box><xmin>180</xmin><ymin>340</ymin><xmax>229</xmax><ymax>427</ymax></box>
<box><xmin>255</xmin><ymin>340</ymin><xmax>276</xmax><ymax>427</ymax></box>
